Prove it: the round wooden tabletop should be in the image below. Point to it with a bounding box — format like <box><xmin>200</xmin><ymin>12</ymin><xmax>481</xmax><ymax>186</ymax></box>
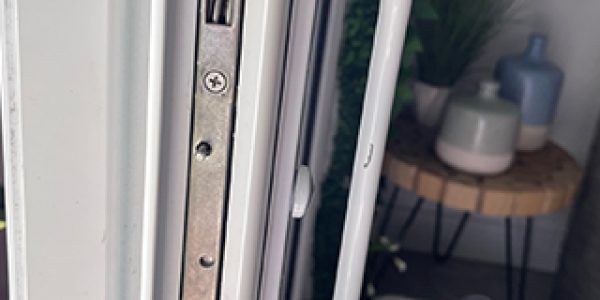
<box><xmin>382</xmin><ymin>120</ymin><xmax>583</xmax><ymax>217</ymax></box>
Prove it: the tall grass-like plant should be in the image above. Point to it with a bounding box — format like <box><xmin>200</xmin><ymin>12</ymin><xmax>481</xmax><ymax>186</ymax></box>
<box><xmin>416</xmin><ymin>0</ymin><xmax>514</xmax><ymax>87</ymax></box>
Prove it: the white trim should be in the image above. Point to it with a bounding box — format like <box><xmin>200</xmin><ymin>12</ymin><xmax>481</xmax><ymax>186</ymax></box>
<box><xmin>220</xmin><ymin>0</ymin><xmax>289</xmax><ymax>298</ymax></box>
<box><xmin>260</xmin><ymin>0</ymin><xmax>318</xmax><ymax>298</ymax></box>
<box><xmin>0</xmin><ymin>0</ymin><xmax>28</xmax><ymax>298</ymax></box>
<box><xmin>153</xmin><ymin>0</ymin><xmax>199</xmax><ymax>298</ymax></box>
<box><xmin>106</xmin><ymin>1</ymin><xmax>156</xmax><ymax>299</ymax></box>
<box><xmin>290</xmin><ymin>0</ymin><xmax>348</xmax><ymax>297</ymax></box>
<box><xmin>140</xmin><ymin>0</ymin><xmax>167</xmax><ymax>298</ymax></box>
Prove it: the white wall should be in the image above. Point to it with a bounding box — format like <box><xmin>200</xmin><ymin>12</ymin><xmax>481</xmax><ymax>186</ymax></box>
<box><xmin>391</xmin><ymin>0</ymin><xmax>600</xmax><ymax>272</ymax></box>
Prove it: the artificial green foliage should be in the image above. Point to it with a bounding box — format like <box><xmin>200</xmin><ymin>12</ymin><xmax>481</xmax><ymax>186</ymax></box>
<box><xmin>312</xmin><ymin>1</ymin><xmax>435</xmax><ymax>299</ymax></box>
<box><xmin>416</xmin><ymin>0</ymin><xmax>513</xmax><ymax>87</ymax></box>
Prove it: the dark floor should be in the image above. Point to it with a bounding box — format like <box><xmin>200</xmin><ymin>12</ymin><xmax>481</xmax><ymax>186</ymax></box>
<box><xmin>376</xmin><ymin>251</ymin><xmax>554</xmax><ymax>300</ymax></box>
<box><xmin>0</xmin><ymin>230</ymin><xmax>7</xmax><ymax>300</ymax></box>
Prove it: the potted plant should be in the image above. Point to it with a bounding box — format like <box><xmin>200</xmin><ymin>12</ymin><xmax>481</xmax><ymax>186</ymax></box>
<box><xmin>413</xmin><ymin>0</ymin><xmax>513</xmax><ymax>127</ymax></box>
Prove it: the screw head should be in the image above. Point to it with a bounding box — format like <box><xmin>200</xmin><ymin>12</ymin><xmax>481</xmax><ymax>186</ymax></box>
<box><xmin>203</xmin><ymin>71</ymin><xmax>227</xmax><ymax>94</ymax></box>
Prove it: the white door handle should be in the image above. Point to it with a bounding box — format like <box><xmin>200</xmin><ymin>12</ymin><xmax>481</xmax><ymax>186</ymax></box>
<box><xmin>292</xmin><ymin>165</ymin><xmax>313</xmax><ymax>219</ymax></box>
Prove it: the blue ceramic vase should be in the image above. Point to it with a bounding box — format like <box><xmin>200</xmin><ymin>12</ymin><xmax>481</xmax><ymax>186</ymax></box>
<box><xmin>494</xmin><ymin>33</ymin><xmax>564</xmax><ymax>151</ymax></box>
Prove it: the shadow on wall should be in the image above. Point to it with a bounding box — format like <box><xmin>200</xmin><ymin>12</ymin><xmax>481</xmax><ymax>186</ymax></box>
<box><xmin>554</xmin><ymin>116</ymin><xmax>600</xmax><ymax>299</ymax></box>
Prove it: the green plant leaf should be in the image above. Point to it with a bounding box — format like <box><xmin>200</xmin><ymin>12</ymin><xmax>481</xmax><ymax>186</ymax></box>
<box><xmin>413</xmin><ymin>0</ymin><xmax>438</xmax><ymax>20</ymax></box>
<box><xmin>415</xmin><ymin>0</ymin><xmax>514</xmax><ymax>86</ymax></box>
<box><xmin>404</xmin><ymin>34</ymin><xmax>423</xmax><ymax>54</ymax></box>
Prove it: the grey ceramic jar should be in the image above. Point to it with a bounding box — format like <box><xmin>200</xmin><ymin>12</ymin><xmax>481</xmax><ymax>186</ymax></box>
<box><xmin>495</xmin><ymin>33</ymin><xmax>564</xmax><ymax>151</ymax></box>
<box><xmin>436</xmin><ymin>81</ymin><xmax>521</xmax><ymax>175</ymax></box>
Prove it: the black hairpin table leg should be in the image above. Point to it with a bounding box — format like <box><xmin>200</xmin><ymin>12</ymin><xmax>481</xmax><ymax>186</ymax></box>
<box><xmin>505</xmin><ymin>217</ymin><xmax>533</xmax><ymax>300</ymax></box>
<box><xmin>519</xmin><ymin>218</ymin><xmax>533</xmax><ymax>300</ymax></box>
<box><xmin>396</xmin><ymin>197</ymin><xmax>425</xmax><ymax>242</ymax></box>
<box><xmin>505</xmin><ymin>218</ymin><xmax>513</xmax><ymax>300</ymax></box>
<box><xmin>433</xmin><ymin>202</ymin><xmax>471</xmax><ymax>263</ymax></box>
<box><xmin>377</xmin><ymin>187</ymin><xmax>401</xmax><ymax>235</ymax></box>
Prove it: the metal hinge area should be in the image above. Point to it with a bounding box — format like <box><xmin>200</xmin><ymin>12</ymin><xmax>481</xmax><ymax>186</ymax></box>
<box><xmin>206</xmin><ymin>0</ymin><xmax>234</xmax><ymax>25</ymax></box>
<box><xmin>181</xmin><ymin>0</ymin><xmax>243</xmax><ymax>299</ymax></box>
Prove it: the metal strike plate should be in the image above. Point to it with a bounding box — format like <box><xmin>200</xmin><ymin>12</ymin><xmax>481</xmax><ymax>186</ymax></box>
<box><xmin>181</xmin><ymin>0</ymin><xmax>243</xmax><ymax>299</ymax></box>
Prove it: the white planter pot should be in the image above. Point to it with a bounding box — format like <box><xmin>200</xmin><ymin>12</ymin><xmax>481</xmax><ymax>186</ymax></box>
<box><xmin>413</xmin><ymin>81</ymin><xmax>450</xmax><ymax>127</ymax></box>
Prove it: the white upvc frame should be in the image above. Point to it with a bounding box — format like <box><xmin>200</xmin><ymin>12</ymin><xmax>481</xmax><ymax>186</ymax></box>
<box><xmin>140</xmin><ymin>0</ymin><xmax>167</xmax><ymax>298</ymax></box>
<box><xmin>260</xmin><ymin>0</ymin><xmax>318</xmax><ymax>298</ymax></box>
<box><xmin>2</xmin><ymin>0</ymin><xmax>113</xmax><ymax>298</ymax></box>
<box><xmin>153</xmin><ymin>0</ymin><xmax>198</xmax><ymax>298</ymax></box>
<box><xmin>219</xmin><ymin>0</ymin><xmax>291</xmax><ymax>298</ymax></box>
<box><xmin>289</xmin><ymin>0</ymin><xmax>348</xmax><ymax>298</ymax></box>
<box><xmin>2</xmin><ymin>0</ymin><xmax>412</xmax><ymax>299</ymax></box>
<box><xmin>2</xmin><ymin>0</ymin><xmax>291</xmax><ymax>298</ymax></box>
<box><xmin>1</xmin><ymin>0</ymin><xmax>172</xmax><ymax>298</ymax></box>
<box><xmin>0</xmin><ymin>1</ymin><xmax>28</xmax><ymax>299</ymax></box>
<box><xmin>333</xmin><ymin>0</ymin><xmax>412</xmax><ymax>298</ymax></box>
<box><xmin>106</xmin><ymin>1</ymin><xmax>152</xmax><ymax>299</ymax></box>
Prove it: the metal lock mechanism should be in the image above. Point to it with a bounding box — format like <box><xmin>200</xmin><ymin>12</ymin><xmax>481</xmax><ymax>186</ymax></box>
<box><xmin>181</xmin><ymin>0</ymin><xmax>243</xmax><ymax>299</ymax></box>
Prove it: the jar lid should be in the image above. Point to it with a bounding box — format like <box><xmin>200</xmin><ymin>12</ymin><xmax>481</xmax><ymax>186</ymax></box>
<box><xmin>451</xmin><ymin>81</ymin><xmax>519</xmax><ymax>117</ymax></box>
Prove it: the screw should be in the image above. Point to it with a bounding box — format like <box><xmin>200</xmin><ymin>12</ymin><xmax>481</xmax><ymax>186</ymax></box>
<box><xmin>203</xmin><ymin>71</ymin><xmax>227</xmax><ymax>94</ymax></box>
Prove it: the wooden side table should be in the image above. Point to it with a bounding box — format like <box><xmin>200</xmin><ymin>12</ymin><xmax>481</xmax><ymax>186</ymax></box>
<box><xmin>376</xmin><ymin>121</ymin><xmax>582</xmax><ymax>300</ymax></box>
